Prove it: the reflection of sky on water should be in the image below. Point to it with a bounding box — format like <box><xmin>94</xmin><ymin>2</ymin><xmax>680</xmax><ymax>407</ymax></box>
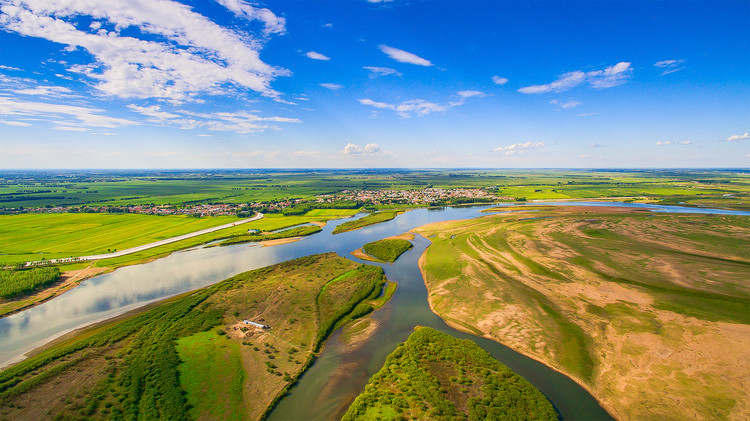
<box><xmin>2</xmin><ymin>203</ymin><xmax>746</xmax><ymax>368</ymax></box>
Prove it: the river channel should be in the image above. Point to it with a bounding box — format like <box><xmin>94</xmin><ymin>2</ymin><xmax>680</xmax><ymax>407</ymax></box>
<box><xmin>2</xmin><ymin>202</ymin><xmax>748</xmax><ymax>419</ymax></box>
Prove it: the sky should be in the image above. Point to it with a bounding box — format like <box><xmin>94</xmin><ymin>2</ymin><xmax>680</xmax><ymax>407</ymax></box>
<box><xmin>0</xmin><ymin>0</ymin><xmax>748</xmax><ymax>169</ymax></box>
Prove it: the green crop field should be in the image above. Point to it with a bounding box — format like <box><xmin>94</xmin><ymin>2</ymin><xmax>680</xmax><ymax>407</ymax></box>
<box><xmin>0</xmin><ymin>213</ymin><xmax>242</xmax><ymax>264</ymax></box>
<box><xmin>2</xmin><ymin>169</ymin><xmax>747</xmax><ymax>210</ymax></box>
<box><xmin>415</xmin><ymin>207</ymin><xmax>750</xmax><ymax>420</ymax></box>
<box><xmin>343</xmin><ymin>327</ymin><xmax>556</xmax><ymax>421</ymax></box>
<box><xmin>0</xmin><ymin>253</ymin><xmax>391</xmax><ymax>421</ymax></box>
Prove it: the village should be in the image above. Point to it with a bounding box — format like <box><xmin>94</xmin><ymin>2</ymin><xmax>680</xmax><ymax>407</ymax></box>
<box><xmin>3</xmin><ymin>187</ymin><xmax>509</xmax><ymax>216</ymax></box>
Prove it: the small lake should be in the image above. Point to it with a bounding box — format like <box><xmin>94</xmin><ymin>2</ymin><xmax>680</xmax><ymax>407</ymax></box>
<box><xmin>2</xmin><ymin>202</ymin><xmax>748</xmax><ymax>419</ymax></box>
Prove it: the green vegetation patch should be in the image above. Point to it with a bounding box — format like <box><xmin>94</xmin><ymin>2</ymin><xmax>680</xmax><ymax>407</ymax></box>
<box><xmin>332</xmin><ymin>211</ymin><xmax>402</xmax><ymax>234</ymax></box>
<box><xmin>362</xmin><ymin>239</ymin><xmax>413</xmax><ymax>263</ymax></box>
<box><xmin>0</xmin><ymin>267</ymin><xmax>61</xmax><ymax>299</ymax></box>
<box><xmin>0</xmin><ymin>253</ymin><xmax>391</xmax><ymax>420</ymax></box>
<box><xmin>218</xmin><ymin>224</ymin><xmax>322</xmax><ymax>246</ymax></box>
<box><xmin>176</xmin><ymin>330</ymin><xmax>246</xmax><ymax>420</ymax></box>
<box><xmin>343</xmin><ymin>327</ymin><xmax>557</xmax><ymax>421</ymax></box>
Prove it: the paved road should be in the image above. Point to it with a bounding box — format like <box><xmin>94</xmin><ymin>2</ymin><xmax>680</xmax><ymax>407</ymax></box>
<box><xmin>25</xmin><ymin>213</ymin><xmax>263</xmax><ymax>266</ymax></box>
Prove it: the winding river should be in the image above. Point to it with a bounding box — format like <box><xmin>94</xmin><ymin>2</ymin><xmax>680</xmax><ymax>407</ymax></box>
<box><xmin>2</xmin><ymin>202</ymin><xmax>748</xmax><ymax>419</ymax></box>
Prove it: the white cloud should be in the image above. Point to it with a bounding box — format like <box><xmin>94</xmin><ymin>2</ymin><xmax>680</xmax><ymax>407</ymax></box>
<box><xmin>378</xmin><ymin>45</ymin><xmax>432</xmax><ymax>66</ymax></box>
<box><xmin>727</xmin><ymin>133</ymin><xmax>749</xmax><ymax>141</ymax></box>
<box><xmin>359</xmin><ymin>90</ymin><xmax>483</xmax><ymax>118</ymax></box>
<box><xmin>519</xmin><ymin>62</ymin><xmax>632</xmax><ymax>94</ymax></box>
<box><xmin>0</xmin><ymin>0</ymin><xmax>288</xmax><ymax>102</ymax></box>
<box><xmin>590</xmin><ymin>142</ymin><xmax>604</xmax><ymax>148</ymax></box>
<box><xmin>306</xmin><ymin>51</ymin><xmax>330</xmax><ymax>61</ymax></box>
<box><xmin>457</xmin><ymin>90</ymin><xmax>486</xmax><ymax>98</ymax></box>
<box><xmin>493</xmin><ymin>141</ymin><xmax>546</xmax><ymax>155</ymax></box>
<box><xmin>367</xmin><ymin>0</ymin><xmax>394</xmax><ymax>3</ymax></box>
<box><xmin>654</xmin><ymin>59</ymin><xmax>685</xmax><ymax>75</ymax></box>
<box><xmin>293</xmin><ymin>150</ymin><xmax>320</xmax><ymax>157</ymax></box>
<box><xmin>0</xmin><ymin>96</ymin><xmax>137</xmax><ymax>128</ymax></box>
<box><xmin>550</xmin><ymin>99</ymin><xmax>581</xmax><ymax>109</ymax></box>
<box><xmin>214</xmin><ymin>0</ymin><xmax>286</xmax><ymax>34</ymax></box>
<box><xmin>491</xmin><ymin>75</ymin><xmax>508</xmax><ymax>85</ymax></box>
<box><xmin>0</xmin><ymin>65</ymin><xmax>21</xmax><ymax>71</ymax></box>
<box><xmin>322</xmin><ymin>23</ymin><xmax>333</xmax><ymax>28</ymax></box>
<box><xmin>342</xmin><ymin>142</ymin><xmax>382</xmax><ymax>154</ymax></box>
<box><xmin>0</xmin><ymin>119</ymin><xmax>32</xmax><ymax>126</ymax></box>
<box><xmin>320</xmin><ymin>83</ymin><xmax>343</xmax><ymax>90</ymax></box>
<box><xmin>363</xmin><ymin>66</ymin><xmax>402</xmax><ymax>78</ymax></box>
<box><xmin>126</xmin><ymin>105</ymin><xmax>301</xmax><ymax>133</ymax></box>
<box><xmin>12</xmin><ymin>85</ymin><xmax>73</xmax><ymax>97</ymax></box>
<box><xmin>53</xmin><ymin>125</ymin><xmax>89</xmax><ymax>132</ymax></box>
<box><xmin>656</xmin><ymin>140</ymin><xmax>693</xmax><ymax>146</ymax></box>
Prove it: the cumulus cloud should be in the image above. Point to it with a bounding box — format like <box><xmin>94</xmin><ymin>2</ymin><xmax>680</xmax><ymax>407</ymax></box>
<box><xmin>342</xmin><ymin>142</ymin><xmax>382</xmax><ymax>154</ymax></box>
<box><xmin>363</xmin><ymin>66</ymin><xmax>401</xmax><ymax>78</ymax></box>
<box><xmin>491</xmin><ymin>75</ymin><xmax>508</xmax><ymax>85</ymax></box>
<box><xmin>319</xmin><ymin>83</ymin><xmax>343</xmax><ymax>90</ymax></box>
<box><xmin>0</xmin><ymin>0</ymin><xmax>289</xmax><ymax>103</ymax></box>
<box><xmin>306</xmin><ymin>51</ymin><xmax>330</xmax><ymax>61</ymax></box>
<box><xmin>0</xmin><ymin>96</ymin><xmax>137</xmax><ymax>128</ymax></box>
<box><xmin>378</xmin><ymin>45</ymin><xmax>432</xmax><ymax>66</ymax></box>
<box><xmin>550</xmin><ymin>99</ymin><xmax>581</xmax><ymax>109</ymax></box>
<box><xmin>654</xmin><ymin>59</ymin><xmax>685</xmax><ymax>75</ymax></box>
<box><xmin>656</xmin><ymin>140</ymin><xmax>693</xmax><ymax>146</ymax></box>
<box><xmin>727</xmin><ymin>133</ymin><xmax>749</xmax><ymax>141</ymax></box>
<box><xmin>493</xmin><ymin>141</ymin><xmax>546</xmax><ymax>155</ymax></box>
<box><xmin>518</xmin><ymin>62</ymin><xmax>632</xmax><ymax>94</ymax></box>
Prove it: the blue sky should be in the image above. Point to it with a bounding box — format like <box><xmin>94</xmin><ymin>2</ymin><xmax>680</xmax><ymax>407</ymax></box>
<box><xmin>0</xmin><ymin>0</ymin><xmax>747</xmax><ymax>168</ymax></box>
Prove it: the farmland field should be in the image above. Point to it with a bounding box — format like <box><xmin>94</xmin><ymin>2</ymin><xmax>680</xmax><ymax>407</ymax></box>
<box><xmin>0</xmin><ymin>253</ymin><xmax>390</xmax><ymax>420</ymax></box>
<box><xmin>415</xmin><ymin>207</ymin><xmax>750</xmax><ymax>420</ymax></box>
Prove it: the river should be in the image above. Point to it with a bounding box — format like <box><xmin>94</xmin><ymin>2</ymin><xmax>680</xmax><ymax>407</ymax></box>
<box><xmin>2</xmin><ymin>202</ymin><xmax>748</xmax><ymax>419</ymax></box>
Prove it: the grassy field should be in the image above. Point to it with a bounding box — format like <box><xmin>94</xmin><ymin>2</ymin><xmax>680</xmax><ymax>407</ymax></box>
<box><xmin>415</xmin><ymin>207</ymin><xmax>750</xmax><ymax>420</ymax></box>
<box><xmin>218</xmin><ymin>224</ymin><xmax>321</xmax><ymax>246</ymax></box>
<box><xmin>0</xmin><ymin>253</ymin><xmax>391</xmax><ymax>420</ymax></box>
<box><xmin>3</xmin><ymin>169</ymin><xmax>746</xmax><ymax>209</ymax></box>
<box><xmin>342</xmin><ymin>327</ymin><xmax>556</xmax><ymax>421</ymax></box>
<box><xmin>332</xmin><ymin>210</ymin><xmax>402</xmax><ymax>234</ymax></box>
<box><xmin>0</xmin><ymin>213</ymin><xmax>244</xmax><ymax>264</ymax></box>
<box><xmin>362</xmin><ymin>238</ymin><xmax>413</xmax><ymax>263</ymax></box>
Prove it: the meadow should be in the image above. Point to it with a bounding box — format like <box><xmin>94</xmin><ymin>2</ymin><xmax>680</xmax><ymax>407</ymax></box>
<box><xmin>362</xmin><ymin>238</ymin><xmax>413</xmax><ymax>263</ymax></box>
<box><xmin>342</xmin><ymin>327</ymin><xmax>556</xmax><ymax>421</ymax></box>
<box><xmin>414</xmin><ymin>207</ymin><xmax>750</xmax><ymax>420</ymax></box>
<box><xmin>0</xmin><ymin>253</ymin><xmax>390</xmax><ymax>420</ymax></box>
<box><xmin>332</xmin><ymin>210</ymin><xmax>402</xmax><ymax>234</ymax></box>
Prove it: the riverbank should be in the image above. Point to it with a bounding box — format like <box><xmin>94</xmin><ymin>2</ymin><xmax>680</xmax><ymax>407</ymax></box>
<box><xmin>415</xmin><ymin>206</ymin><xmax>750</xmax><ymax>420</ymax></box>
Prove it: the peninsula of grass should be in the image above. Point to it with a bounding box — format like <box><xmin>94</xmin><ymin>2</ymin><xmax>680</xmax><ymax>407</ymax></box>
<box><xmin>218</xmin><ymin>224</ymin><xmax>322</xmax><ymax>246</ymax></box>
<box><xmin>362</xmin><ymin>238</ymin><xmax>413</xmax><ymax>263</ymax></box>
<box><xmin>415</xmin><ymin>207</ymin><xmax>750</xmax><ymax>420</ymax></box>
<box><xmin>343</xmin><ymin>327</ymin><xmax>556</xmax><ymax>421</ymax></box>
<box><xmin>332</xmin><ymin>210</ymin><xmax>402</xmax><ymax>234</ymax></box>
<box><xmin>0</xmin><ymin>253</ymin><xmax>390</xmax><ymax>421</ymax></box>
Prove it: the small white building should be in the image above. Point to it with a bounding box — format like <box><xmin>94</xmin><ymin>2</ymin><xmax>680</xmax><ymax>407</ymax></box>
<box><xmin>243</xmin><ymin>320</ymin><xmax>270</xmax><ymax>329</ymax></box>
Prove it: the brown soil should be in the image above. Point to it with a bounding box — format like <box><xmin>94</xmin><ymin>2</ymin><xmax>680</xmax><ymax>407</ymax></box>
<box><xmin>350</xmin><ymin>248</ymin><xmax>382</xmax><ymax>262</ymax></box>
<box><xmin>261</xmin><ymin>237</ymin><xmax>303</xmax><ymax>247</ymax></box>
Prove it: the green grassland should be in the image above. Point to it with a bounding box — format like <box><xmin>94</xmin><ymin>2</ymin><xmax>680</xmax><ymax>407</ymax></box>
<box><xmin>332</xmin><ymin>210</ymin><xmax>402</xmax><ymax>234</ymax></box>
<box><xmin>415</xmin><ymin>207</ymin><xmax>750</xmax><ymax>420</ymax></box>
<box><xmin>0</xmin><ymin>253</ymin><xmax>391</xmax><ymax>421</ymax></box>
<box><xmin>362</xmin><ymin>238</ymin><xmax>413</xmax><ymax>263</ymax></box>
<box><xmin>0</xmin><ymin>213</ymin><xmax>242</xmax><ymax>264</ymax></box>
<box><xmin>343</xmin><ymin>327</ymin><xmax>556</xmax><ymax>421</ymax></box>
<box><xmin>218</xmin><ymin>224</ymin><xmax>322</xmax><ymax>246</ymax></box>
<box><xmin>2</xmin><ymin>169</ymin><xmax>747</xmax><ymax>209</ymax></box>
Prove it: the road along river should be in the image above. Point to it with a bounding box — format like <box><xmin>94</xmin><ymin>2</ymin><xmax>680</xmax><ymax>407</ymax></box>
<box><xmin>2</xmin><ymin>203</ymin><xmax>748</xmax><ymax>419</ymax></box>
